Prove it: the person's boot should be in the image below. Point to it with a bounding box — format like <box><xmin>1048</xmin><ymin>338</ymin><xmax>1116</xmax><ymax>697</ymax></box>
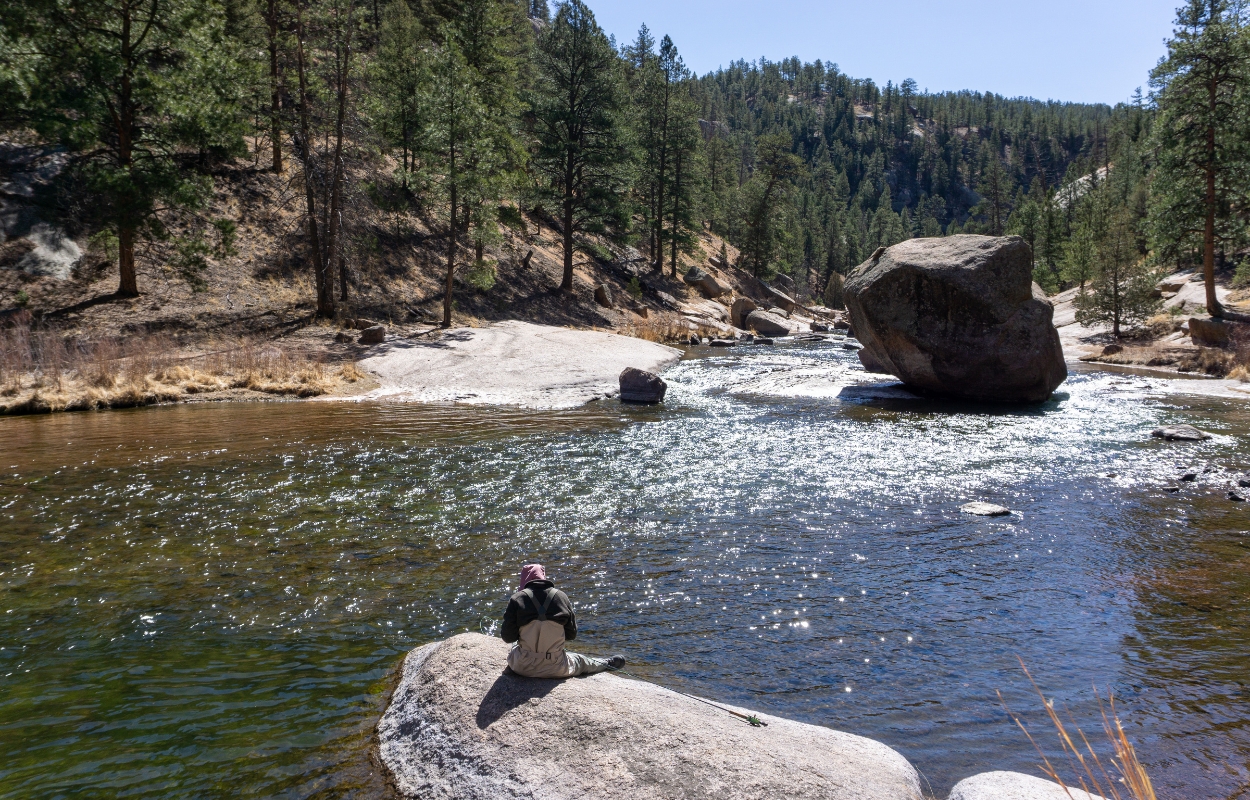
<box><xmin>605</xmin><ymin>655</ymin><xmax>626</xmax><ymax>670</ymax></box>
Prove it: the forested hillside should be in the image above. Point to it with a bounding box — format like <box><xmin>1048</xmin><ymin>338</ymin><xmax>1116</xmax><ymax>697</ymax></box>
<box><xmin>1</xmin><ymin>0</ymin><xmax>1247</xmax><ymax>328</ymax></box>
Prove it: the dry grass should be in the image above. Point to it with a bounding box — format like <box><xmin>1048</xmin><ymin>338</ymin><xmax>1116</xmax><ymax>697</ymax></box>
<box><xmin>621</xmin><ymin>310</ymin><xmax>722</xmax><ymax>344</ymax></box>
<box><xmin>1000</xmin><ymin>660</ymin><xmax>1156</xmax><ymax>800</ymax></box>
<box><xmin>1</xmin><ymin>315</ymin><xmax>364</xmax><ymax>415</ymax></box>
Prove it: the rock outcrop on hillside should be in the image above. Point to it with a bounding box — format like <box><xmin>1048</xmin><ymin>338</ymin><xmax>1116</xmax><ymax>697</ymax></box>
<box><xmin>376</xmin><ymin>633</ymin><xmax>923</xmax><ymax>800</ymax></box>
<box><xmin>844</xmin><ymin>235</ymin><xmax>1066</xmax><ymax>403</ymax></box>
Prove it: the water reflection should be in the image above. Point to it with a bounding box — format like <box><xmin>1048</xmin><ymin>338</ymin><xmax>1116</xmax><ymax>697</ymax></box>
<box><xmin>1</xmin><ymin>340</ymin><xmax>1248</xmax><ymax>798</ymax></box>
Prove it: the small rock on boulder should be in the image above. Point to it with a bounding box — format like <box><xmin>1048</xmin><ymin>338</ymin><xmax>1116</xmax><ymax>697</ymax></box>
<box><xmin>377</xmin><ymin>633</ymin><xmax>923</xmax><ymax>800</ymax></box>
<box><xmin>619</xmin><ymin>367</ymin><xmax>667</xmax><ymax>403</ymax></box>
<box><xmin>948</xmin><ymin>771</ymin><xmax>1105</xmax><ymax>800</ymax></box>
<box><xmin>844</xmin><ymin>235</ymin><xmax>1066</xmax><ymax>403</ymax></box>
<box><xmin>746</xmin><ymin>309</ymin><xmax>792</xmax><ymax>337</ymax></box>
<box><xmin>594</xmin><ymin>284</ymin><xmax>613</xmax><ymax>308</ymax></box>
<box><xmin>1151</xmin><ymin>424</ymin><xmax>1212</xmax><ymax>441</ymax></box>
<box><xmin>730</xmin><ymin>297</ymin><xmax>758</xmax><ymax>328</ymax></box>
<box><xmin>358</xmin><ymin>325</ymin><xmax>387</xmax><ymax>345</ymax></box>
<box><xmin>960</xmin><ymin>502</ymin><xmax>1011</xmax><ymax>517</ymax></box>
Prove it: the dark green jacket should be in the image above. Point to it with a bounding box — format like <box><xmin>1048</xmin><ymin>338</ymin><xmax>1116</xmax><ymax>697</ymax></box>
<box><xmin>501</xmin><ymin>579</ymin><xmax>577</xmax><ymax>643</ymax></box>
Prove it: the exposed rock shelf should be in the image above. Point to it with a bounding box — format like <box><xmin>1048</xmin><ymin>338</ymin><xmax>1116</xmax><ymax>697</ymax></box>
<box><xmin>353</xmin><ymin>320</ymin><xmax>681</xmax><ymax>409</ymax></box>
<box><xmin>377</xmin><ymin>633</ymin><xmax>923</xmax><ymax>800</ymax></box>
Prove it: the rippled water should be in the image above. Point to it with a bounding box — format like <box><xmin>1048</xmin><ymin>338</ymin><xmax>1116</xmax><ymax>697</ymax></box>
<box><xmin>3</xmin><ymin>340</ymin><xmax>1249</xmax><ymax>799</ymax></box>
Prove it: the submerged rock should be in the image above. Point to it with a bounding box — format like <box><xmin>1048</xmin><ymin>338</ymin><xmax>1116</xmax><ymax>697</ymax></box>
<box><xmin>947</xmin><ymin>771</ymin><xmax>1105</xmax><ymax>800</ymax></box>
<box><xmin>1151</xmin><ymin>424</ymin><xmax>1212</xmax><ymax>441</ymax></box>
<box><xmin>619</xmin><ymin>367</ymin><xmax>667</xmax><ymax>403</ymax></box>
<box><xmin>377</xmin><ymin>633</ymin><xmax>923</xmax><ymax>800</ymax></box>
<box><xmin>960</xmin><ymin>502</ymin><xmax>1011</xmax><ymax>517</ymax></box>
<box><xmin>844</xmin><ymin>235</ymin><xmax>1066</xmax><ymax>403</ymax></box>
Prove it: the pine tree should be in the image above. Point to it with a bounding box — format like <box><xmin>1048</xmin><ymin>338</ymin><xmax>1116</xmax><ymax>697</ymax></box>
<box><xmin>16</xmin><ymin>0</ymin><xmax>251</xmax><ymax>296</ymax></box>
<box><xmin>372</xmin><ymin>0</ymin><xmax>427</xmax><ymax>186</ymax></box>
<box><xmin>1075</xmin><ymin>211</ymin><xmax>1160</xmax><ymax>336</ymax></box>
<box><xmin>1148</xmin><ymin>0</ymin><xmax>1250</xmax><ymax>317</ymax></box>
<box><xmin>739</xmin><ymin>134</ymin><xmax>801</xmax><ymax>276</ymax></box>
<box><xmin>530</xmin><ymin>0</ymin><xmax>630</xmax><ymax>295</ymax></box>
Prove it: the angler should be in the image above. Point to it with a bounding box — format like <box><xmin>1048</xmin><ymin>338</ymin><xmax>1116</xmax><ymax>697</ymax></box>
<box><xmin>501</xmin><ymin>563</ymin><xmax>625</xmax><ymax>678</ymax></box>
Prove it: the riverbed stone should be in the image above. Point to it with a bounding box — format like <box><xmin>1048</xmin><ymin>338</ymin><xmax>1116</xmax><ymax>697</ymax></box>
<box><xmin>1151</xmin><ymin>424</ymin><xmax>1212</xmax><ymax>441</ymax></box>
<box><xmin>844</xmin><ymin>235</ymin><xmax>1066</xmax><ymax>403</ymax></box>
<box><xmin>947</xmin><ymin>771</ymin><xmax>1105</xmax><ymax>800</ymax></box>
<box><xmin>377</xmin><ymin>633</ymin><xmax>923</xmax><ymax>800</ymax></box>
<box><xmin>960</xmin><ymin>501</ymin><xmax>1011</xmax><ymax>516</ymax></box>
<box><xmin>746</xmin><ymin>309</ymin><xmax>792</xmax><ymax>337</ymax></box>
<box><xmin>358</xmin><ymin>325</ymin><xmax>387</xmax><ymax>345</ymax></box>
<box><xmin>619</xmin><ymin>367</ymin><xmax>667</xmax><ymax>403</ymax></box>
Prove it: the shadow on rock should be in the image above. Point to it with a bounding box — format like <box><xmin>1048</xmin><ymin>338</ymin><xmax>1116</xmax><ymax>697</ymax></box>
<box><xmin>475</xmin><ymin>670</ymin><xmax>560</xmax><ymax>729</ymax></box>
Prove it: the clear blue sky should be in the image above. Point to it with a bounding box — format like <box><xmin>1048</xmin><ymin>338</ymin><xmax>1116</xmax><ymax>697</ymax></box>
<box><xmin>584</xmin><ymin>0</ymin><xmax>1181</xmax><ymax>105</ymax></box>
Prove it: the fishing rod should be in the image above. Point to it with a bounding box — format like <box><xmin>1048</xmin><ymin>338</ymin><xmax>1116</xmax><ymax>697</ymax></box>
<box><xmin>608</xmin><ymin>667</ymin><xmax>768</xmax><ymax>728</ymax></box>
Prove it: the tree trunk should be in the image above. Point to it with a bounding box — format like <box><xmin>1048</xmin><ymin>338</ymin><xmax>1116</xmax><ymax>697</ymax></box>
<box><xmin>266</xmin><ymin>0</ymin><xmax>283</xmax><ymax>173</ymax></box>
<box><xmin>294</xmin><ymin>6</ymin><xmax>327</xmax><ymax>312</ymax></box>
<box><xmin>443</xmin><ymin>182</ymin><xmax>457</xmax><ymax>327</ymax></box>
<box><xmin>560</xmin><ymin>148</ymin><xmax>575</xmax><ymax>294</ymax></box>
<box><xmin>339</xmin><ymin>256</ymin><xmax>348</xmax><ymax>301</ymax></box>
<box><xmin>117</xmin><ymin>223</ymin><xmax>138</xmax><ymax>296</ymax></box>
<box><xmin>1204</xmin><ymin>77</ymin><xmax>1224</xmax><ymax>317</ymax></box>
<box><xmin>670</xmin><ymin>148</ymin><xmax>682</xmax><ymax>277</ymax></box>
<box><xmin>324</xmin><ymin>21</ymin><xmax>351</xmax><ymax>319</ymax></box>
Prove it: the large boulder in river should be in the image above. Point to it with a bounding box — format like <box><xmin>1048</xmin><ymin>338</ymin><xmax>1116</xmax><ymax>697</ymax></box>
<box><xmin>377</xmin><ymin>633</ymin><xmax>923</xmax><ymax>800</ymax></box>
<box><xmin>844</xmin><ymin>235</ymin><xmax>1066</xmax><ymax>403</ymax></box>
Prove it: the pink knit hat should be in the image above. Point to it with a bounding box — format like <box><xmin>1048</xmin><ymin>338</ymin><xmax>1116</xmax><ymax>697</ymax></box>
<box><xmin>518</xmin><ymin>563</ymin><xmax>546</xmax><ymax>590</ymax></box>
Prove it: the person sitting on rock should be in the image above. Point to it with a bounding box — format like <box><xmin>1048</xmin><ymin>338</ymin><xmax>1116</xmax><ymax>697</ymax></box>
<box><xmin>501</xmin><ymin>563</ymin><xmax>625</xmax><ymax>678</ymax></box>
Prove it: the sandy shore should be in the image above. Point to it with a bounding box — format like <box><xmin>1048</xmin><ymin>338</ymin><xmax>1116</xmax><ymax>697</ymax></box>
<box><xmin>351</xmin><ymin>320</ymin><xmax>682</xmax><ymax>409</ymax></box>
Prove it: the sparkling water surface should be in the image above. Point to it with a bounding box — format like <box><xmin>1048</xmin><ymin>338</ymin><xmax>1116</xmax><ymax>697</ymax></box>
<box><xmin>2</xmin><ymin>340</ymin><xmax>1249</xmax><ymax>798</ymax></box>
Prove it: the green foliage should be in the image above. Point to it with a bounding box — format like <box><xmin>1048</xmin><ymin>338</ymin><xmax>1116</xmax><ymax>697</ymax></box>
<box><xmin>498</xmin><ymin>205</ymin><xmax>526</xmax><ymax>232</ymax></box>
<box><xmin>626</xmin><ymin>277</ymin><xmax>643</xmax><ymax>298</ymax></box>
<box><xmin>822</xmin><ymin>272</ymin><xmax>845</xmax><ymax>310</ymax></box>
<box><xmin>464</xmin><ymin>259</ymin><xmax>497</xmax><ymax>291</ymax></box>
<box><xmin>530</xmin><ymin>0</ymin><xmax>631</xmax><ymax>291</ymax></box>
<box><xmin>1074</xmin><ymin>210</ymin><xmax>1160</xmax><ymax>337</ymax></box>
<box><xmin>738</xmin><ymin>134</ymin><xmax>802</xmax><ymax>276</ymax></box>
<box><xmin>15</xmin><ymin>290</ymin><xmax>29</xmax><ymax>308</ymax></box>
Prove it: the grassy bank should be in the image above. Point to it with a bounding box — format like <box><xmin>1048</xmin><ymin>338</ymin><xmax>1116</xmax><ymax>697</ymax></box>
<box><xmin>0</xmin><ymin>317</ymin><xmax>367</xmax><ymax>414</ymax></box>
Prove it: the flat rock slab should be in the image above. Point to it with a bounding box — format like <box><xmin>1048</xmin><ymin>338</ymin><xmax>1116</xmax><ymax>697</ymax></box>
<box><xmin>355</xmin><ymin>321</ymin><xmax>680</xmax><ymax>409</ymax></box>
<box><xmin>1151</xmin><ymin>424</ymin><xmax>1212</xmax><ymax>441</ymax></box>
<box><xmin>960</xmin><ymin>502</ymin><xmax>1012</xmax><ymax>516</ymax></box>
<box><xmin>947</xmin><ymin>770</ymin><xmax>1105</xmax><ymax>800</ymax></box>
<box><xmin>377</xmin><ymin>633</ymin><xmax>922</xmax><ymax>800</ymax></box>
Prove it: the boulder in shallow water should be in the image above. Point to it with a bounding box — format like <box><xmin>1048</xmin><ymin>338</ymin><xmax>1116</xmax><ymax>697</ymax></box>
<box><xmin>947</xmin><ymin>770</ymin><xmax>1105</xmax><ymax>800</ymax></box>
<box><xmin>1151</xmin><ymin>424</ymin><xmax>1211</xmax><ymax>441</ymax></box>
<box><xmin>619</xmin><ymin>367</ymin><xmax>667</xmax><ymax>403</ymax></box>
<box><xmin>960</xmin><ymin>501</ymin><xmax>1011</xmax><ymax>516</ymax></box>
<box><xmin>377</xmin><ymin>633</ymin><xmax>923</xmax><ymax>800</ymax></box>
<box><xmin>358</xmin><ymin>325</ymin><xmax>387</xmax><ymax>345</ymax></box>
<box><xmin>746</xmin><ymin>309</ymin><xmax>792</xmax><ymax>337</ymax></box>
<box><xmin>844</xmin><ymin>235</ymin><xmax>1066</xmax><ymax>403</ymax></box>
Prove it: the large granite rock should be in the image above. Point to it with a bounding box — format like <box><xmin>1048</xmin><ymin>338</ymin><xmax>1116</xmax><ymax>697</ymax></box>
<box><xmin>745</xmin><ymin>309</ymin><xmax>792</xmax><ymax>337</ymax></box>
<box><xmin>684</xmin><ymin>267</ymin><xmax>732</xmax><ymax>298</ymax></box>
<box><xmin>619</xmin><ymin>366</ymin><xmax>667</xmax><ymax>403</ymax></box>
<box><xmin>947</xmin><ymin>771</ymin><xmax>1105</xmax><ymax>800</ymax></box>
<box><xmin>358</xmin><ymin>325</ymin><xmax>387</xmax><ymax>345</ymax></box>
<box><xmin>730</xmin><ymin>298</ymin><xmax>757</xmax><ymax>328</ymax></box>
<box><xmin>844</xmin><ymin>235</ymin><xmax>1066</xmax><ymax>403</ymax></box>
<box><xmin>377</xmin><ymin>633</ymin><xmax>923</xmax><ymax>800</ymax></box>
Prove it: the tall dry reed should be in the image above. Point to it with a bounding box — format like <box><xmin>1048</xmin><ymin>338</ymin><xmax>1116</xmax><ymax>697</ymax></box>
<box><xmin>1000</xmin><ymin>660</ymin><xmax>1156</xmax><ymax>800</ymax></box>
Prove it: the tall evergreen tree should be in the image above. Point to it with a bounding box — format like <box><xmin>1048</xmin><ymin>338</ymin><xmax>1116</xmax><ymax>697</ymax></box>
<box><xmin>13</xmin><ymin>0</ymin><xmax>251</xmax><ymax>296</ymax></box>
<box><xmin>1148</xmin><ymin>0</ymin><xmax>1250</xmax><ymax>317</ymax></box>
<box><xmin>530</xmin><ymin>0</ymin><xmax>630</xmax><ymax>295</ymax></box>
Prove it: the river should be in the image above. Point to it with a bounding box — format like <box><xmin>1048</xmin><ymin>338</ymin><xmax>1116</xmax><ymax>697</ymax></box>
<box><xmin>2</xmin><ymin>340</ymin><xmax>1248</xmax><ymax>798</ymax></box>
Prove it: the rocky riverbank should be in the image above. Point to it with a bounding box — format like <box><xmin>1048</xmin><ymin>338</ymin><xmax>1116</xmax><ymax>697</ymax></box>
<box><xmin>376</xmin><ymin>633</ymin><xmax>1105</xmax><ymax>800</ymax></box>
